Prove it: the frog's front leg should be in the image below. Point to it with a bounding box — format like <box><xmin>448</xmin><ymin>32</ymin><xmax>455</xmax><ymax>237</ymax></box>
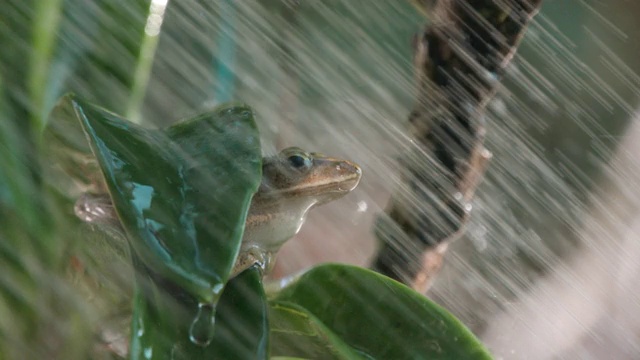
<box><xmin>231</xmin><ymin>245</ymin><xmax>273</xmax><ymax>278</ymax></box>
<box><xmin>74</xmin><ymin>193</ymin><xmax>118</xmax><ymax>224</ymax></box>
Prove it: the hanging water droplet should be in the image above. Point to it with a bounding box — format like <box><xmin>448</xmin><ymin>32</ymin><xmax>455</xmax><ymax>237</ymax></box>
<box><xmin>188</xmin><ymin>302</ymin><xmax>216</xmax><ymax>346</ymax></box>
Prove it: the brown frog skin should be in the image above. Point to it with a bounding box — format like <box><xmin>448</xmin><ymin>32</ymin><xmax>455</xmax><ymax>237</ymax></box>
<box><xmin>75</xmin><ymin>146</ymin><xmax>362</xmax><ymax>276</ymax></box>
<box><xmin>235</xmin><ymin>147</ymin><xmax>361</xmax><ymax>275</ymax></box>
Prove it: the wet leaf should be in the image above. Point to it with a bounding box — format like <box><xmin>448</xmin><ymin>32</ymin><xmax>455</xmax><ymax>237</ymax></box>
<box><xmin>209</xmin><ymin>265</ymin><xmax>269</xmax><ymax>359</ymax></box>
<box><xmin>273</xmin><ymin>264</ymin><xmax>492</xmax><ymax>360</ymax></box>
<box><xmin>130</xmin><ymin>266</ymin><xmax>269</xmax><ymax>360</ymax></box>
<box><xmin>269</xmin><ymin>301</ymin><xmax>363</xmax><ymax>360</ymax></box>
<box><xmin>44</xmin><ymin>94</ymin><xmax>262</xmax><ymax>306</ymax></box>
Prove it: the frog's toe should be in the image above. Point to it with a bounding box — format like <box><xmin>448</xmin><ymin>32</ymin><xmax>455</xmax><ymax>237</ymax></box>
<box><xmin>74</xmin><ymin>193</ymin><xmax>116</xmax><ymax>223</ymax></box>
<box><xmin>232</xmin><ymin>245</ymin><xmax>273</xmax><ymax>278</ymax></box>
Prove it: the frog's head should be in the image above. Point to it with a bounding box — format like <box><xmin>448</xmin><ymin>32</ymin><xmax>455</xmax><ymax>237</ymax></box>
<box><xmin>258</xmin><ymin>147</ymin><xmax>361</xmax><ymax>203</ymax></box>
<box><xmin>242</xmin><ymin>147</ymin><xmax>361</xmax><ymax>253</ymax></box>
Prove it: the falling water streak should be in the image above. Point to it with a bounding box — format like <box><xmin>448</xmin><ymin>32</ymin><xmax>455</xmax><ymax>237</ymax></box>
<box><xmin>3</xmin><ymin>0</ymin><xmax>640</xmax><ymax>357</ymax></box>
<box><xmin>371</xmin><ymin>0</ymin><xmax>544</xmax><ymax>291</ymax></box>
<box><xmin>420</xmin><ymin>7</ymin><xmax>640</xmax><ymax>356</ymax></box>
<box><xmin>577</xmin><ymin>0</ymin><xmax>628</xmax><ymax>40</ymax></box>
<box><xmin>481</xmin><ymin>114</ymin><xmax>640</xmax><ymax>358</ymax></box>
<box><xmin>510</xmin><ymin>25</ymin><xmax>607</xmax><ymax>135</ymax></box>
<box><xmin>525</xmin><ymin>18</ymin><xmax>635</xmax><ymax>115</ymax></box>
<box><xmin>584</xmin><ymin>27</ymin><xmax>640</xmax><ymax>97</ymax></box>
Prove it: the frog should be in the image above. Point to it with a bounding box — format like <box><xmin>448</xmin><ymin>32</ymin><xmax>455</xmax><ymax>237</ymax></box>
<box><xmin>75</xmin><ymin>146</ymin><xmax>362</xmax><ymax>277</ymax></box>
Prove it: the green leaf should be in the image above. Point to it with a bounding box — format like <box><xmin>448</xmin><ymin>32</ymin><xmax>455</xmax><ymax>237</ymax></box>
<box><xmin>273</xmin><ymin>264</ymin><xmax>493</xmax><ymax>360</ymax></box>
<box><xmin>44</xmin><ymin>94</ymin><xmax>262</xmax><ymax>306</ymax></box>
<box><xmin>42</xmin><ymin>93</ymin><xmax>99</xmax><ymax>199</ymax></box>
<box><xmin>209</xmin><ymin>266</ymin><xmax>269</xmax><ymax>359</ymax></box>
<box><xmin>130</xmin><ymin>266</ymin><xmax>269</xmax><ymax>360</ymax></box>
<box><xmin>269</xmin><ymin>301</ymin><xmax>364</xmax><ymax>360</ymax></box>
<box><xmin>29</xmin><ymin>0</ymin><xmax>64</xmax><ymax>131</ymax></box>
<box><xmin>63</xmin><ymin>0</ymin><xmax>157</xmax><ymax>120</ymax></box>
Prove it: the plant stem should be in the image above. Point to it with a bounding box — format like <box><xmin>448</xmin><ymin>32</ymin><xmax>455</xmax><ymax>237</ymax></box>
<box><xmin>29</xmin><ymin>0</ymin><xmax>64</xmax><ymax>133</ymax></box>
<box><xmin>213</xmin><ymin>0</ymin><xmax>237</xmax><ymax>104</ymax></box>
<box><xmin>126</xmin><ymin>0</ymin><xmax>170</xmax><ymax>123</ymax></box>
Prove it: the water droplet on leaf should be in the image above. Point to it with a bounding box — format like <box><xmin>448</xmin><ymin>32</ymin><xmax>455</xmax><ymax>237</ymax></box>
<box><xmin>188</xmin><ymin>302</ymin><xmax>216</xmax><ymax>346</ymax></box>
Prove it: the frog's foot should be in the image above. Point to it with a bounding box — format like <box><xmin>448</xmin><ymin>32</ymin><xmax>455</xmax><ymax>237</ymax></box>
<box><xmin>231</xmin><ymin>245</ymin><xmax>273</xmax><ymax>278</ymax></box>
<box><xmin>75</xmin><ymin>193</ymin><xmax>117</xmax><ymax>224</ymax></box>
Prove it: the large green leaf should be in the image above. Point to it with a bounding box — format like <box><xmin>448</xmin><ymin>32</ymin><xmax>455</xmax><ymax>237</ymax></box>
<box><xmin>130</xmin><ymin>265</ymin><xmax>269</xmax><ymax>360</ymax></box>
<box><xmin>269</xmin><ymin>301</ymin><xmax>363</xmax><ymax>360</ymax></box>
<box><xmin>209</xmin><ymin>265</ymin><xmax>269</xmax><ymax>359</ymax></box>
<box><xmin>44</xmin><ymin>94</ymin><xmax>262</xmax><ymax>307</ymax></box>
<box><xmin>273</xmin><ymin>264</ymin><xmax>493</xmax><ymax>360</ymax></box>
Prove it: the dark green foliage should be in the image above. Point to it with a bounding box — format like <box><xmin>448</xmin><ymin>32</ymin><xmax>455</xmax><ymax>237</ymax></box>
<box><xmin>273</xmin><ymin>264</ymin><xmax>493</xmax><ymax>360</ymax></box>
<box><xmin>0</xmin><ymin>0</ymin><xmax>491</xmax><ymax>357</ymax></box>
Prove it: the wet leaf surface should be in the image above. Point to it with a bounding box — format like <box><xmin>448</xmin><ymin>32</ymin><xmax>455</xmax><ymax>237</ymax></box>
<box><xmin>130</xmin><ymin>266</ymin><xmax>269</xmax><ymax>359</ymax></box>
<box><xmin>45</xmin><ymin>94</ymin><xmax>262</xmax><ymax>305</ymax></box>
<box><xmin>273</xmin><ymin>264</ymin><xmax>492</xmax><ymax>360</ymax></box>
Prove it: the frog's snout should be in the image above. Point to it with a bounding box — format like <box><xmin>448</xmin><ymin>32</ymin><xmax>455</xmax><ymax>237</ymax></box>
<box><xmin>335</xmin><ymin>160</ymin><xmax>362</xmax><ymax>192</ymax></box>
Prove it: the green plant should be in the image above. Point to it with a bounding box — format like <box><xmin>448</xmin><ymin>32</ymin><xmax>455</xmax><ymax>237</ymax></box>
<box><xmin>42</xmin><ymin>94</ymin><xmax>491</xmax><ymax>359</ymax></box>
<box><xmin>0</xmin><ymin>0</ymin><xmax>492</xmax><ymax>358</ymax></box>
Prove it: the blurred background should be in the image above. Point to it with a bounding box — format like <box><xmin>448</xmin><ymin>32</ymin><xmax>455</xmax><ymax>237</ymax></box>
<box><xmin>1</xmin><ymin>0</ymin><xmax>639</xmax><ymax>358</ymax></box>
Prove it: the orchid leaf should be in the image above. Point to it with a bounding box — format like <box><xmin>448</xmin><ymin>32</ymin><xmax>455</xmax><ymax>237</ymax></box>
<box><xmin>44</xmin><ymin>94</ymin><xmax>262</xmax><ymax>306</ymax></box>
<box><xmin>273</xmin><ymin>264</ymin><xmax>492</xmax><ymax>360</ymax></box>
<box><xmin>130</xmin><ymin>266</ymin><xmax>268</xmax><ymax>360</ymax></box>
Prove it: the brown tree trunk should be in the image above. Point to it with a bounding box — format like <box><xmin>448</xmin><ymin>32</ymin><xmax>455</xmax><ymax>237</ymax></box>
<box><xmin>372</xmin><ymin>0</ymin><xmax>543</xmax><ymax>292</ymax></box>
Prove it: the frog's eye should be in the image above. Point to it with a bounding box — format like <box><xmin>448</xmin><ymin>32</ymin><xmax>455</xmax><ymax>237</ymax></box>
<box><xmin>287</xmin><ymin>154</ymin><xmax>311</xmax><ymax>170</ymax></box>
<box><xmin>280</xmin><ymin>147</ymin><xmax>312</xmax><ymax>171</ymax></box>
